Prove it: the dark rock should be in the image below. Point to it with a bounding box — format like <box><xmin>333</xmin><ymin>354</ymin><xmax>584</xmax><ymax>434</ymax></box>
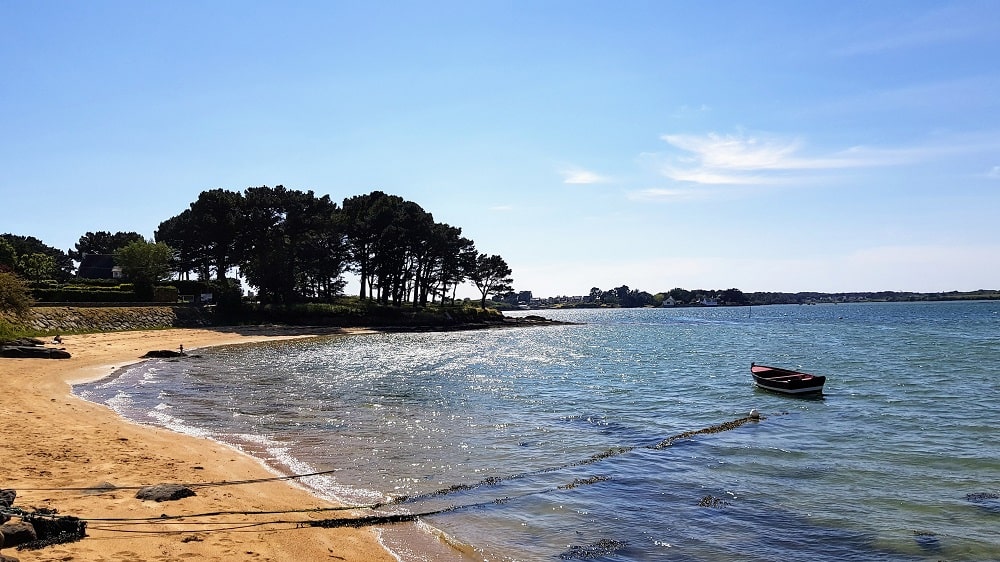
<box><xmin>0</xmin><ymin>338</ymin><xmax>44</xmax><ymax>347</ymax></box>
<box><xmin>0</xmin><ymin>346</ymin><xmax>71</xmax><ymax>359</ymax></box>
<box><xmin>0</xmin><ymin>489</ymin><xmax>13</xmax><ymax>523</ymax></box>
<box><xmin>135</xmin><ymin>484</ymin><xmax>196</xmax><ymax>502</ymax></box>
<box><xmin>140</xmin><ymin>350</ymin><xmax>186</xmax><ymax>358</ymax></box>
<box><xmin>0</xmin><ymin>522</ymin><xmax>36</xmax><ymax>548</ymax></box>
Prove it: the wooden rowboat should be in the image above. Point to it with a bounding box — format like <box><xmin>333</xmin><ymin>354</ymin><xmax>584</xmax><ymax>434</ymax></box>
<box><xmin>750</xmin><ymin>363</ymin><xmax>825</xmax><ymax>395</ymax></box>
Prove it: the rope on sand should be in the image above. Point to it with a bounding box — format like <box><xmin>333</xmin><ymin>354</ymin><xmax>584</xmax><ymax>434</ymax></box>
<box><xmin>13</xmin><ymin>468</ymin><xmax>343</xmax><ymax>493</ymax></box>
<box><xmin>4</xmin><ymin>414</ymin><xmax>762</xmax><ymax>537</ymax></box>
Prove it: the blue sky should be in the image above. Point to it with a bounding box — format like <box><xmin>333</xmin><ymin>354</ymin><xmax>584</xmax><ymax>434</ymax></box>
<box><xmin>3</xmin><ymin>1</ymin><xmax>998</xmax><ymax>298</ymax></box>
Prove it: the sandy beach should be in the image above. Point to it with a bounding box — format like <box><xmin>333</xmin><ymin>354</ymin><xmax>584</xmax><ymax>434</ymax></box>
<box><xmin>0</xmin><ymin>327</ymin><xmax>396</xmax><ymax>562</ymax></box>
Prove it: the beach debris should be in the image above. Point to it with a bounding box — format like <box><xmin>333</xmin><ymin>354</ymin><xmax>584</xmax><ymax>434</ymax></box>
<box><xmin>558</xmin><ymin>538</ymin><xmax>628</xmax><ymax>559</ymax></box>
<box><xmin>912</xmin><ymin>530</ymin><xmax>941</xmax><ymax>552</ymax></box>
<box><xmin>652</xmin><ymin>415</ymin><xmax>761</xmax><ymax>449</ymax></box>
<box><xmin>559</xmin><ymin>475</ymin><xmax>611</xmax><ymax>490</ymax></box>
<box><xmin>698</xmin><ymin>495</ymin><xmax>730</xmax><ymax>509</ymax></box>
<box><xmin>135</xmin><ymin>484</ymin><xmax>196</xmax><ymax>502</ymax></box>
<box><xmin>965</xmin><ymin>491</ymin><xmax>1000</xmax><ymax>513</ymax></box>
<box><xmin>0</xmin><ymin>490</ymin><xmax>87</xmax><ymax>552</ymax></box>
<box><xmin>16</xmin><ymin>513</ymin><xmax>87</xmax><ymax>550</ymax></box>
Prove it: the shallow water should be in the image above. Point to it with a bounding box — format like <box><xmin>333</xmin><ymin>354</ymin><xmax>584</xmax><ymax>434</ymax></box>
<box><xmin>76</xmin><ymin>301</ymin><xmax>1000</xmax><ymax>561</ymax></box>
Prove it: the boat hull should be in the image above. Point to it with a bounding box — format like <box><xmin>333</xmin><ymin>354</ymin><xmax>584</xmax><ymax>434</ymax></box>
<box><xmin>750</xmin><ymin>364</ymin><xmax>826</xmax><ymax>395</ymax></box>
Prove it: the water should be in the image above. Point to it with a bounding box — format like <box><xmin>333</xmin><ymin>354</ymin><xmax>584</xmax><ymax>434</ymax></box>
<box><xmin>75</xmin><ymin>301</ymin><xmax>1000</xmax><ymax>561</ymax></box>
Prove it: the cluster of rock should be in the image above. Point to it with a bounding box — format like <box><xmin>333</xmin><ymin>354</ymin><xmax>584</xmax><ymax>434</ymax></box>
<box><xmin>1</xmin><ymin>489</ymin><xmax>86</xmax><ymax>561</ymax></box>
<box><xmin>0</xmin><ymin>339</ymin><xmax>70</xmax><ymax>359</ymax></box>
<box><xmin>0</xmin><ymin>483</ymin><xmax>197</xmax><ymax>560</ymax></box>
<box><xmin>5</xmin><ymin>306</ymin><xmax>212</xmax><ymax>334</ymax></box>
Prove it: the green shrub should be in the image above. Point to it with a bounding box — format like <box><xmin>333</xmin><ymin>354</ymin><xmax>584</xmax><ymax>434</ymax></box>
<box><xmin>0</xmin><ymin>271</ymin><xmax>33</xmax><ymax>316</ymax></box>
<box><xmin>153</xmin><ymin>285</ymin><xmax>179</xmax><ymax>303</ymax></box>
<box><xmin>0</xmin><ymin>316</ymin><xmax>23</xmax><ymax>340</ymax></box>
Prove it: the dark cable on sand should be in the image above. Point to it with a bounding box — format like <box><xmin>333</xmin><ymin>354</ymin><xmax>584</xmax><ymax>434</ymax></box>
<box><xmin>4</xmin><ymin>414</ymin><xmax>763</xmax><ymax>538</ymax></box>
<box><xmin>13</xmin><ymin>468</ymin><xmax>344</xmax><ymax>493</ymax></box>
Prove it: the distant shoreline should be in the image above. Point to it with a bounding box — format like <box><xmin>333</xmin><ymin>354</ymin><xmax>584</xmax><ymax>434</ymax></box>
<box><xmin>517</xmin><ymin>290</ymin><xmax>1000</xmax><ymax>310</ymax></box>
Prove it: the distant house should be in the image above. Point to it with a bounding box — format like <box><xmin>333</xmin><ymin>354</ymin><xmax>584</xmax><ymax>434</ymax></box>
<box><xmin>77</xmin><ymin>254</ymin><xmax>123</xmax><ymax>279</ymax></box>
<box><xmin>661</xmin><ymin>296</ymin><xmax>677</xmax><ymax>307</ymax></box>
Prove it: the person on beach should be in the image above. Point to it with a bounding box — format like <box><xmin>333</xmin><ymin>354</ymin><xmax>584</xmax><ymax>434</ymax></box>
<box><xmin>53</xmin><ymin>334</ymin><xmax>63</xmax><ymax>344</ymax></box>
<box><xmin>179</xmin><ymin>344</ymin><xmax>184</xmax><ymax>354</ymax></box>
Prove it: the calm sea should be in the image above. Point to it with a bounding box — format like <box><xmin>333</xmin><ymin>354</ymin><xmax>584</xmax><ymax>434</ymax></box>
<box><xmin>75</xmin><ymin>301</ymin><xmax>1000</xmax><ymax>561</ymax></box>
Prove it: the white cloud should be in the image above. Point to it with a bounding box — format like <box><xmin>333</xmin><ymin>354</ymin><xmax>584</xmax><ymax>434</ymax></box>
<box><xmin>655</xmin><ymin>131</ymin><xmax>924</xmax><ymax>187</ymax></box>
<box><xmin>988</xmin><ymin>166</ymin><xmax>1000</xmax><ymax>179</ymax></box>
<box><xmin>626</xmin><ymin>188</ymin><xmax>713</xmax><ymax>202</ymax></box>
<box><xmin>560</xmin><ymin>167</ymin><xmax>610</xmax><ymax>184</ymax></box>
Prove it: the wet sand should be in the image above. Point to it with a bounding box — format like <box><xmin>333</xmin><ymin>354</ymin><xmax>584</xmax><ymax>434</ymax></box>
<box><xmin>0</xmin><ymin>327</ymin><xmax>397</xmax><ymax>562</ymax></box>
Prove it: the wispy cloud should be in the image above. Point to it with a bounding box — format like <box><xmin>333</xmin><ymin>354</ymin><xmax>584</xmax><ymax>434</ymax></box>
<box><xmin>560</xmin><ymin>167</ymin><xmax>610</xmax><ymax>184</ymax></box>
<box><xmin>626</xmin><ymin>188</ymin><xmax>714</xmax><ymax>202</ymax></box>
<box><xmin>988</xmin><ymin>166</ymin><xmax>1000</xmax><ymax>179</ymax></box>
<box><xmin>655</xmin><ymin>131</ymin><xmax>915</xmax><ymax>187</ymax></box>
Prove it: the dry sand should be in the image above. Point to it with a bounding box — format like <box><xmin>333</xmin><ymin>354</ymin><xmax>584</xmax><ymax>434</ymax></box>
<box><xmin>0</xmin><ymin>327</ymin><xmax>398</xmax><ymax>562</ymax></box>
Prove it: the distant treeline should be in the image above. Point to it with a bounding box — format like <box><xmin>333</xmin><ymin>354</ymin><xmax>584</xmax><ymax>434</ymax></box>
<box><xmin>535</xmin><ymin>286</ymin><xmax>1000</xmax><ymax>308</ymax></box>
<box><xmin>745</xmin><ymin>289</ymin><xmax>1000</xmax><ymax>305</ymax></box>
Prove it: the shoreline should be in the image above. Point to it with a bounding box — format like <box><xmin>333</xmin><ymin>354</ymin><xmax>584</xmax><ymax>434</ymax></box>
<box><xmin>0</xmin><ymin>327</ymin><xmax>403</xmax><ymax>562</ymax></box>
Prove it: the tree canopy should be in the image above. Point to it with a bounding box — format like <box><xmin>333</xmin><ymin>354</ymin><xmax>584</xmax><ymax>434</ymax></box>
<box><xmin>114</xmin><ymin>240</ymin><xmax>174</xmax><ymax>299</ymax></box>
<box><xmin>70</xmin><ymin>231</ymin><xmax>145</xmax><ymax>261</ymax></box>
<box><xmin>468</xmin><ymin>253</ymin><xmax>513</xmax><ymax>309</ymax></box>
<box><xmin>0</xmin><ymin>234</ymin><xmax>73</xmax><ymax>282</ymax></box>
<box><xmin>151</xmin><ymin>188</ymin><xmax>513</xmax><ymax>306</ymax></box>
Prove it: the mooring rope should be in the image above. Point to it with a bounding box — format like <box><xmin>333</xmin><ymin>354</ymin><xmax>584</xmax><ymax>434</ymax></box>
<box><xmin>4</xmin><ymin>413</ymin><xmax>762</xmax><ymax>540</ymax></box>
<box><xmin>12</xmin><ymin>468</ymin><xmax>343</xmax><ymax>493</ymax></box>
<box><xmin>385</xmin><ymin>414</ymin><xmax>762</xmax><ymax>506</ymax></box>
<box><xmin>84</xmin><ymin>476</ymin><xmax>615</xmax><ymax>535</ymax></box>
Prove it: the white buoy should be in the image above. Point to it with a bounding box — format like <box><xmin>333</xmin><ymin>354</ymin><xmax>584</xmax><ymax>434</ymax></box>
<box><xmin>749</xmin><ymin>408</ymin><xmax>760</xmax><ymax>420</ymax></box>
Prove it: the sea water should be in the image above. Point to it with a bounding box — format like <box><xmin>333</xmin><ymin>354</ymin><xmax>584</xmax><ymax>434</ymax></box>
<box><xmin>75</xmin><ymin>301</ymin><xmax>1000</xmax><ymax>561</ymax></box>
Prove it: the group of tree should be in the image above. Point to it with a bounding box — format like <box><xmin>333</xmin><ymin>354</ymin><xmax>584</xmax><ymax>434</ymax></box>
<box><xmin>587</xmin><ymin>285</ymin><xmax>658</xmax><ymax>308</ymax></box>
<box><xmin>0</xmin><ymin>234</ymin><xmax>74</xmax><ymax>283</ymax></box>
<box><xmin>577</xmin><ymin>285</ymin><xmax>749</xmax><ymax>307</ymax></box>
<box><xmin>1</xmin><ymin>187</ymin><xmax>515</xmax><ymax>310</ymax></box>
<box><xmin>154</xmin><ymin>187</ymin><xmax>512</xmax><ymax>307</ymax></box>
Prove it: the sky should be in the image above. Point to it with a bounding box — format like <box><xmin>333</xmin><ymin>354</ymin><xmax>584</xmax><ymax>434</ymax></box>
<box><xmin>2</xmin><ymin>0</ymin><xmax>999</xmax><ymax>298</ymax></box>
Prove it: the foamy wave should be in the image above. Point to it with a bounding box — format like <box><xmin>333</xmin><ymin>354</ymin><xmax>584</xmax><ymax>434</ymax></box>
<box><xmin>209</xmin><ymin>432</ymin><xmax>386</xmax><ymax>507</ymax></box>
<box><xmin>104</xmin><ymin>390</ymin><xmax>133</xmax><ymax>412</ymax></box>
<box><xmin>144</xmin><ymin>407</ymin><xmax>213</xmax><ymax>439</ymax></box>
